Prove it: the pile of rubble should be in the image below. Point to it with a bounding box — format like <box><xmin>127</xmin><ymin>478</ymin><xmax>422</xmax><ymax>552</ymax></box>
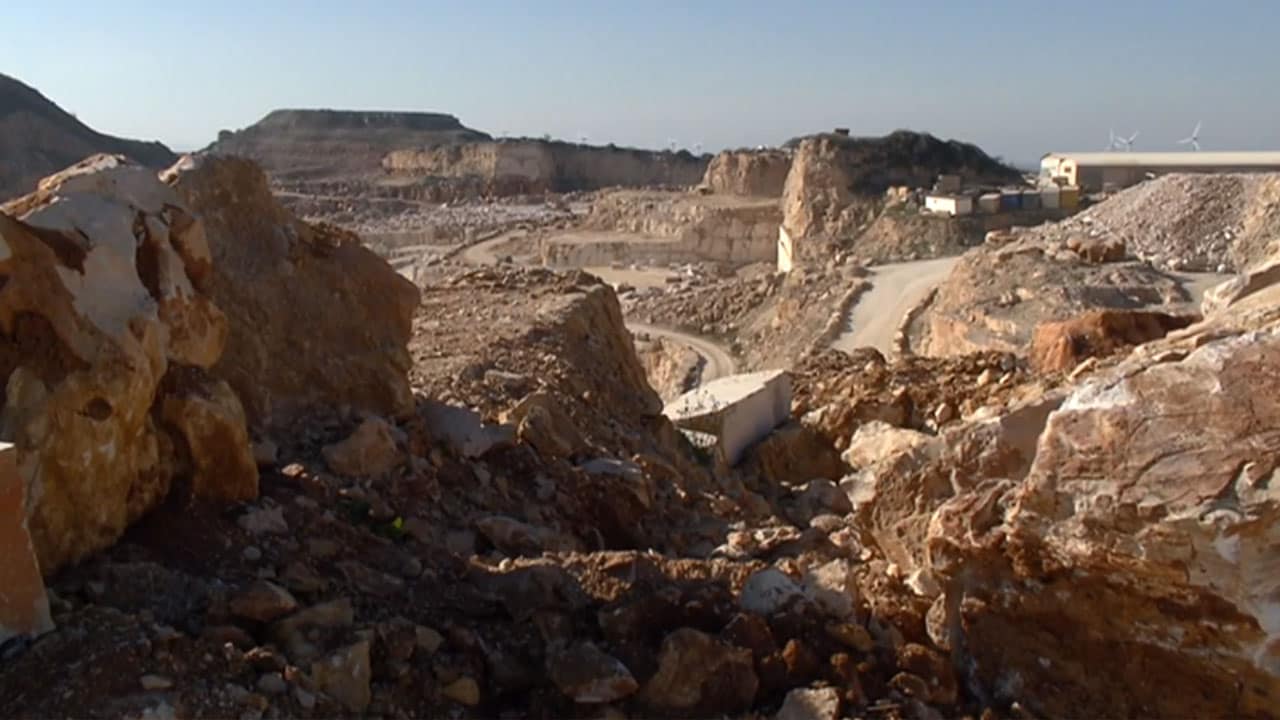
<box><xmin>790</xmin><ymin>349</ymin><xmax>1046</xmax><ymax>449</ymax></box>
<box><xmin>1026</xmin><ymin>172</ymin><xmax>1280</xmax><ymax>271</ymax></box>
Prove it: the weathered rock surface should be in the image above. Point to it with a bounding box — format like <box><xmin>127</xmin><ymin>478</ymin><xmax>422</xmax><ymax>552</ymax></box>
<box><xmin>1028</xmin><ymin>309</ymin><xmax>1196</xmax><ymax>373</ymax></box>
<box><xmin>701</xmin><ymin>149</ymin><xmax>791</xmax><ymax>197</ymax></box>
<box><xmin>164</xmin><ymin>154</ymin><xmax>420</xmax><ymax>432</ymax></box>
<box><xmin>0</xmin><ymin>155</ymin><xmax>257</xmax><ymax>573</ymax></box>
<box><xmin>920</xmin><ymin>265</ymin><xmax>1280</xmax><ymax>717</ymax></box>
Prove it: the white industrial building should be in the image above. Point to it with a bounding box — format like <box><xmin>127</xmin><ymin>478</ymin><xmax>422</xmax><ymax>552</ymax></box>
<box><xmin>1040</xmin><ymin>152</ymin><xmax>1280</xmax><ymax>191</ymax></box>
<box><xmin>924</xmin><ymin>194</ymin><xmax>973</xmax><ymax>216</ymax></box>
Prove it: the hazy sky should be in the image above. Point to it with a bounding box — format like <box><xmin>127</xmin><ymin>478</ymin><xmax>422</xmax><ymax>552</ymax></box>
<box><xmin>5</xmin><ymin>1</ymin><xmax>1278</xmax><ymax>166</ymax></box>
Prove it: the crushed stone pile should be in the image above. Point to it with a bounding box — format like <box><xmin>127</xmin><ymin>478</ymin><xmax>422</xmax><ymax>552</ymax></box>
<box><xmin>1028</xmin><ymin>172</ymin><xmax>1280</xmax><ymax>272</ymax></box>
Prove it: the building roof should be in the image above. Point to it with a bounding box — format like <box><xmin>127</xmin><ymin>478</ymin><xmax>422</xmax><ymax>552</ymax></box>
<box><xmin>1042</xmin><ymin>151</ymin><xmax>1280</xmax><ymax>168</ymax></box>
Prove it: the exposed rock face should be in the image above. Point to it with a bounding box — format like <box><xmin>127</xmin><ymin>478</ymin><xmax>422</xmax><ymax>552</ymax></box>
<box><xmin>701</xmin><ymin>150</ymin><xmax>792</xmax><ymax>197</ymax></box>
<box><xmin>781</xmin><ymin>131</ymin><xmax>1020</xmax><ymax>263</ymax></box>
<box><xmin>384</xmin><ymin>140</ymin><xmax>708</xmax><ymax>194</ymax></box>
<box><xmin>915</xmin><ymin>239</ymin><xmax>1187</xmax><ymax>357</ymax></box>
<box><xmin>553</xmin><ymin>189</ymin><xmax>781</xmax><ymax>266</ymax></box>
<box><xmin>0</xmin><ymin>73</ymin><xmax>176</xmax><ymax>200</ymax></box>
<box><xmin>0</xmin><ymin>155</ymin><xmax>256</xmax><ymax>573</ymax></box>
<box><xmin>164</xmin><ymin>154</ymin><xmax>420</xmax><ymax>432</ymax></box>
<box><xmin>1028</xmin><ymin>309</ymin><xmax>1196</xmax><ymax>373</ymax></box>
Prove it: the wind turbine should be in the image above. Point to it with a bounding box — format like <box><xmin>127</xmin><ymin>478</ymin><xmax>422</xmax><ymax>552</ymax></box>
<box><xmin>1105</xmin><ymin>128</ymin><xmax>1119</xmax><ymax>151</ymax></box>
<box><xmin>667</xmin><ymin>137</ymin><xmax>678</xmax><ymax>152</ymax></box>
<box><xmin>1177</xmin><ymin>121</ymin><xmax>1202</xmax><ymax>151</ymax></box>
<box><xmin>1115</xmin><ymin>130</ymin><xmax>1139</xmax><ymax>152</ymax></box>
<box><xmin>693</xmin><ymin>142</ymin><xmax>703</xmax><ymax>155</ymax></box>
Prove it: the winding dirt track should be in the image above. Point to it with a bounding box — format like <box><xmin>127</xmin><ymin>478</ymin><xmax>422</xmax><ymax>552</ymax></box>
<box><xmin>626</xmin><ymin>322</ymin><xmax>737</xmax><ymax>383</ymax></box>
<box><xmin>832</xmin><ymin>257</ymin><xmax>960</xmax><ymax>355</ymax></box>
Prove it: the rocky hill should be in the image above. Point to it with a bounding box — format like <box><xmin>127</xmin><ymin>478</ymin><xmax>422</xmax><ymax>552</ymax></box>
<box><xmin>0</xmin><ymin>73</ymin><xmax>176</xmax><ymax>199</ymax></box>
<box><xmin>780</xmin><ymin>130</ymin><xmax>1022</xmax><ymax>264</ymax></box>
<box><xmin>206</xmin><ymin>109</ymin><xmax>491</xmax><ymax>180</ymax></box>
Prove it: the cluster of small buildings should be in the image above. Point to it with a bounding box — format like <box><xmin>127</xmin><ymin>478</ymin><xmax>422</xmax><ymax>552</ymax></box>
<box><xmin>922</xmin><ymin>174</ymin><xmax>1080</xmax><ymax>218</ymax></box>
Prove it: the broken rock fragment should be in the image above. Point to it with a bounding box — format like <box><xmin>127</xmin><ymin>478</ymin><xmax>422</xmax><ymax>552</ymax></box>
<box><xmin>547</xmin><ymin>642</ymin><xmax>639</xmax><ymax>703</ymax></box>
<box><xmin>640</xmin><ymin>627</ymin><xmax>758</xmax><ymax>715</ymax></box>
<box><xmin>322</xmin><ymin>416</ymin><xmax>401</xmax><ymax>477</ymax></box>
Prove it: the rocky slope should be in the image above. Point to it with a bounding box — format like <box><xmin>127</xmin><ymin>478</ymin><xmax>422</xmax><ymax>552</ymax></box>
<box><xmin>781</xmin><ymin>131</ymin><xmax>1022</xmax><ymax>265</ymax></box>
<box><xmin>0</xmin><ymin>73</ymin><xmax>176</xmax><ymax>200</ymax></box>
<box><xmin>913</xmin><ymin>235</ymin><xmax>1188</xmax><ymax>356</ymax></box>
<box><xmin>207</xmin><ymin>109</ymin><xmax>490</xmax><ymax>181</ymax></box>
<box><xmin>1023</xmin><ymin>172</ymin><xmax>1280</xmax><ymax>272</ymax></box>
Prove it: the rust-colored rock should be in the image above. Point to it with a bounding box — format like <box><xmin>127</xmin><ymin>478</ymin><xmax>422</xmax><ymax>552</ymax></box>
<box><xmin>0</xmin><ymin>444</ymin><xmax>52</xmax><ymax>644</ymax></box>
<box><xmin>0</xmin><ymin>155</ymin><xmax>256</xmax><ymax>573</ymax></box>
<box><xmin>1028</xmin><ymin>309</ymin><xmax>1196</xmax><ymax>373</ymax></box>
<box><xmin>163</xmin><ymin>154</ymin><xmax>420</xmax><ymax>432</ymax></box>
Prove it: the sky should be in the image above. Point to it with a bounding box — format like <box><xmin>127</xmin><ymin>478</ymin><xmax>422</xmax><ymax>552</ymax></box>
<box><xmin>4</xmin><ymin>0</ymin><xmax>1278</xmax><ymax>167</ymax></box>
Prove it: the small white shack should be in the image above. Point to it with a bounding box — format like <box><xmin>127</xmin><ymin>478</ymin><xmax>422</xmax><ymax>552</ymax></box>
<box><xmin>664</xmin><ymin>370</ymin><xmax>791</xmax><ymax>465</ymax></box>
<box><xmin>924</xmin><ymin>194</ymin><xmax>973</xmax><ymax>216</ymax></box>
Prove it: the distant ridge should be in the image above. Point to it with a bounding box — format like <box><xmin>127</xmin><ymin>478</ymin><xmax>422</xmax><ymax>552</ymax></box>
<box><xmin>0</xmin><ymin>73</ymin><xmax>176</xmax><ymax>200</ymax></box>
<box><xmin>206</xmin><ymin>109</ymin><xmax>492</xmax><ymax>181</ymax></box>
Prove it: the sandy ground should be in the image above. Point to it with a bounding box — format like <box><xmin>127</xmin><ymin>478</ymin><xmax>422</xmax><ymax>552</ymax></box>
<box><xmin>833</xmin><ymin>257</ymin><xmax>960</xmax><ymax>355</ymax></box>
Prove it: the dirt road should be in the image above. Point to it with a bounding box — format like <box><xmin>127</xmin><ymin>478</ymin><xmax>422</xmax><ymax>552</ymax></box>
<box><xmin>833</xmin><ymin>257</ymin><xmax>960</xmax><ymax>355</ymax></box>
<box><xmin>627</xmin><ymin>322</ymin><xmax>737</xmax><ymax>382</ymax></box>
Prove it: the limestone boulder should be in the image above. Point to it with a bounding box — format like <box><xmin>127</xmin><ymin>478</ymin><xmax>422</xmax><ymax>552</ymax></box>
<box><xmin>927</xmin><ymin>276</ymin><xmax>1280</xmax><ymax>717</ymax></box>
<box><xmin>163</xmin><ymin>154</ymin><xmax>419</xmax><ymax>433</ymax></box>
<box><xmin>0</xmin><ymin>155</ymin><xmax>256</xmax><ymax>574</ymax></box>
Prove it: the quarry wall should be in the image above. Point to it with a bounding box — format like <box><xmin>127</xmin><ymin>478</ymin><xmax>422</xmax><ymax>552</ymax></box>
<box><xmin>383</xmin><ymin>140</ymin><xmax>708</xmax><ymax>193</ymax></box>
